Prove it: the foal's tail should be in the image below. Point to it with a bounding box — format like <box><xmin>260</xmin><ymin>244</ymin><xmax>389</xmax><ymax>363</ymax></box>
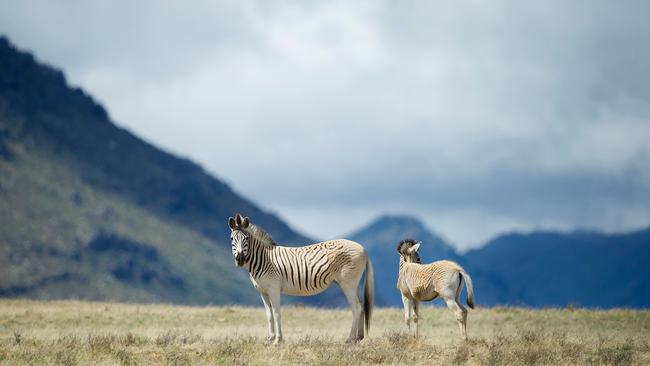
<box><xmin>459</xmin><ymin>269</ymin><xmax>475</xmax><ymax>309</ymax></box>
<box><xmin>363</xmin><ymin>256</ymin><xmax>374</xmax><ymax>334</ymax></box>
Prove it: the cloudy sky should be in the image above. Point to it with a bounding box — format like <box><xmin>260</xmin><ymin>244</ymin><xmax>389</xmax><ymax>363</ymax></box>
<box><xmin>2</xmin><ymin>1</ymin><xmax>649</xmax><ymax>250</ymax></box>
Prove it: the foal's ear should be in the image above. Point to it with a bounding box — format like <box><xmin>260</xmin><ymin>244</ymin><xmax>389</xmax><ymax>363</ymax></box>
<box><xmin>409</xmin><ymin>242</ymin><xmax>421</xmax><ymax>253</ymax></box>
<box><xmin>235</xmin><ymin>213</ymin><xmax>243</xmax><ymax>227</ymax></box>
<box><xmin>241</xmin><ymin>216</ymin><xmax>250</xmax><ymax>229</ymax></box>
<box><xmin>228</xmin><ymin>217</ymin><xmax>237</xmax><ymax>230</ymax></box>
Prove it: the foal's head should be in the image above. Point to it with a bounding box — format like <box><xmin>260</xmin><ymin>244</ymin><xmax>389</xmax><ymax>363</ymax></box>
<box><xmin>397</xmin><ymin>238</ymin><xmax>422</xmax><ymax>263</ymax></box>
<box><xmin>228</xmin><ymin>213</ymin><xmax>251</xmax><ymax>267</ymax></box>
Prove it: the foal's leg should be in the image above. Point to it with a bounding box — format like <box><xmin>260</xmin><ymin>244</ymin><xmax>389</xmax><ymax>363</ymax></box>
<box><xmin>340</xmin><ymin>281</ymin><xmax>364</xmax><ymax>342</ymax></box>
<box><xmin>401</xmin><ymin>294</ymin><xmax>413</xmax><ymax>334</ymax></box>
<box><xmin>268</xmin><ymin>287</ymin><xmax>283</xmax><ymax>344</ymax></box>
<box><xmin>260</xmin><ymin>293</ymin><xmax>275</xmax><ymax>344</ymax></box>
<box><xmin>444</xmin><ymin>296</ymin><xmax>468</xmax><ymax>340</ymax></box>
<box><xmin>413</xmin><ymin>300</ymin><xmax>420</xmax><ymax>338</ymax></box>
<box><xmin>455</xmin><ymin>275</ymin><xmax>468</xmax><ymax>339</ymax></box>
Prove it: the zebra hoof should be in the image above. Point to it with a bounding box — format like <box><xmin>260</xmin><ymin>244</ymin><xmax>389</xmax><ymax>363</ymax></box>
<box><xmin>345</xmin><ymin>337</ymin><xmax>361</xmax><ymax>344</ymax></box>
<box><xmin>263</xmin><ymin>336</ymin><xmax>274</xmax><ymax>345</ymax></box>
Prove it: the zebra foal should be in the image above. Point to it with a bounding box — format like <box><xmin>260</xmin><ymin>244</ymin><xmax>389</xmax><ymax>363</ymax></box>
<box><xmin>228</xmin><ymin>213</ymin><xmax>374</xmax><ymax>344</ymax></box>
<box><xmin>396</xmin><ymin>239</ymin><xmax>475</xmax><ymax>339</ymax></box>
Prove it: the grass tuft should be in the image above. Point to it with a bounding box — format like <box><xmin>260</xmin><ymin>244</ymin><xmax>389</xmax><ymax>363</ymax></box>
<box><xmin>12</xmin><ymin>332</ymin><xmax>21</xmax><ymax>345</ymax></box>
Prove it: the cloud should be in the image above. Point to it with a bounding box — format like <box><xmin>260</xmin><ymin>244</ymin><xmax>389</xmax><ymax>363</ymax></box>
<box><xmin>2</xmin><ymin>0</ymin><xmax>649</xmax><ymax>249</ymax></box>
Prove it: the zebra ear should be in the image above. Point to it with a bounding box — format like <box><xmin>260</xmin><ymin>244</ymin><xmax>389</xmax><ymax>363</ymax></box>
<box><xmin>241</xmin><ymin>217</ymin><xmax>250</xmax><ymax>228</ymax></box>
<box><xmin>228</xmin><ymin>217</ymin><xmax>237</xmax><ymax>230</ymax></box>
<box><xmin>235</xmin><ymin>213</ymin><xmax>243</xmax><ymax>227</ymax></box>
<box><xmin>409</xmin><ymin>243</ymin><xmax>421</xmax><ymax>253</ymax></box>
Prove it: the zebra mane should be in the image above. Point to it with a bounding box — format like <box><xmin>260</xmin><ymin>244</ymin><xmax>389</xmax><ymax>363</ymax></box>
<box><xmin>247</xmin><ymin>224</ymin><xmax>277</xmax><ymax>246</ymax></box>
<box><xmin>397</xmin><ymin>238</ymin><xmax>418</xmax><ymax>253</ymax></box>
<box><xmin>397</xmin><ymin>238</ymin><xmax>421</xmax><ymax>263</ymax></box>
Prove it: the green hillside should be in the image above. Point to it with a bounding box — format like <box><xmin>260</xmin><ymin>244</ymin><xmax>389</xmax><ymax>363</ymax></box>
<box><xmin>0</xmin><ymin>126</ymin><xmax>257</xmax><ymax>303</ymax></box>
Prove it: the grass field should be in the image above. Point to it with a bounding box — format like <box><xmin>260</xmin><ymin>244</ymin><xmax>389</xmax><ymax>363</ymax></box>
<box><xmin>0</xmin><ymin>300</ymin><xmax>649</xmax><ymax>365</ymax></box>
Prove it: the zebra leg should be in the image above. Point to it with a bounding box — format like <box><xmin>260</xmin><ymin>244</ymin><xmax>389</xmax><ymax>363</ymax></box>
<box><xmin>444</xmin><ymin>296</ymin><xmax>468</xmax><ymax>340</ymax></box>
<box><xmin>268</xmin><ymin>287</ymin><xmax>283</xmax><ymax>344</ymax></box>
<box><xmin>340</xmin><ymin>283</ymin><xmax>363</xmax><ymax>342</ymax></box>
<box><xmin>413</xmin><ymin>300</ymin><xmax>420</xmax><ymax>338</ymax></box>
<box><xmin>401</xmin><ymin>294</ymin><xmax>412</xmax><ymax>334</ymax></box>
<box><xmin>260</xmin><ymin>293</ymin><xmax>275</xmax><ymax>344</ymax></box>
<box><xmin>454</xmin><ymin>275</ymin><xmax>468</xmax><ymax>339</ymax></box>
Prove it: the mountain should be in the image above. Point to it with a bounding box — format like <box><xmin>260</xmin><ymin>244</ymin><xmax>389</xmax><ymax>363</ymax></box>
<box><xmin>348</xmin><ymin>215</ymin><xmax>460</xmax><ymax>306</ymax></box>
<box><xmin>4</xmin><ymin>35</ymin><xmax>648</xmax><ymax>309</ymax></box>
<box><xmin>0</xmin><ymin>36</ymin><xmax>329</xmax><ymax>305</ymax></box>
<box><xmin>348</xmin><ymin>214</ymin><xmax>650</xmax><ymax>309</ymax></box>
<box><xmin>0</xmin><ymin>37</ymin><xmax>309</xmax><ymax>246</ymax></box>
<box><xmin>463</xmin><ymin>228</ymin><xmax>650</xmax><ymax>308</ymax></box>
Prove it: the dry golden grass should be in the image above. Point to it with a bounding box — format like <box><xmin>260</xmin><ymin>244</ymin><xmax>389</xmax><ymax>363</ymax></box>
<box><xmin>0</xmin><ymin>299</ymin><xmax>649</xmax><ymax>365</ymax></box>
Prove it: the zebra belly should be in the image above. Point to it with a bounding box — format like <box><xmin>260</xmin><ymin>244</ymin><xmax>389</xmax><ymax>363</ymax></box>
<box><xmin>281</xmin><ymin>278</ymin><xmax>333</xmax><ymax>296</ymax></box>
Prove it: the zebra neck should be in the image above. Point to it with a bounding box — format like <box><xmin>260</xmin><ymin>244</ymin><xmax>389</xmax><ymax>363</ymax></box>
<box><xmin>399</xmin><ymin>257</ymin><xmax>406</xmax><ymax>273</ymax></box>
<box><xmin>244</xmin><ymin>236</ymin><xmax>271</xmax><ymax>275</ymax></box>
<box><xmin>399</xmin><ymin>257</ymin><xmax>416</xmax><ymax>274</ymax></box>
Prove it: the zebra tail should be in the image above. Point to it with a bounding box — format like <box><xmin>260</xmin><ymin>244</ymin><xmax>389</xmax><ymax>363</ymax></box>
<box><xmin>460</xmin><ymin>270</ymin><xmax>475</xmax><ymax>309</ymax></box>
<box><xmin>363</xmin><ymin>257</ymin><xmax>374</xmax><ymax>334</ymax></box>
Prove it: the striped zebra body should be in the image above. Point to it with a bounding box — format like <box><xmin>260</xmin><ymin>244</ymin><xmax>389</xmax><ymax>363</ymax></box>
<box><xmin>228</xmin><ymin>213</ymin><xmax>374</xmax><ymax>344</ymax></box>
<box><xmin>245</xmin><ymin>239</ymin><xmax>361</xmax><ymax>296</ymax></box>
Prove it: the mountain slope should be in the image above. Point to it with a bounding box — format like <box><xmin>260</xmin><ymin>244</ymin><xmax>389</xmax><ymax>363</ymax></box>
<box><xmin>348</xmin><ymin>215</ymin><xmax>460</xmax><ymax>306</ymax></box>
<box><xmin>0</xmin><ymin>141</ymin><xmax>257</xmax><ymax>303</ymax></box>
<box><xmin>463</xmin><ymin>228</ymin><xmax>650</xmax><ymax>307</ymax></box>
<box><xmin>0</xmin><ymin>36</ymin><xmax>324</xmax><ymax>305</ymax></box>
<box><xmin>0</xmin><ymin>36</ymin><xmax>309</xmax><ymax>246</ymax></box>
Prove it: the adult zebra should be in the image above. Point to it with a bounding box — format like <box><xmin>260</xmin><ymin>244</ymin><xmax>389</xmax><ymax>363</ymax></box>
<box><xmin>228</xmin><ymin>213</ymin><xmax>374</xmax><ymax>344</ymax></box>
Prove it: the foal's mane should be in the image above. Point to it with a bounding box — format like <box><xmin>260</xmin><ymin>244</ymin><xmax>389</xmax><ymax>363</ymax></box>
<box><xmin>247</xmin><ymin>224</ymin><xmax>277</xmax><ymax>246</ymax></box>
<box><xmin>397</xmin><ymin>238</ymin><xmax>422</xmax><ymax>263</ymax></box>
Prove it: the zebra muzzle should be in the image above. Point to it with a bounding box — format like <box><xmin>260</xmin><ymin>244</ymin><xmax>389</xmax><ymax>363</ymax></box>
<box><xmin>235</xmin><ymin>253</ymin><xmax>245</xmax><ymax>266</ymax></box>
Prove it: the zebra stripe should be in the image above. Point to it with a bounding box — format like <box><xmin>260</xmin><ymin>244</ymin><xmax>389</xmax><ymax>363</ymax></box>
<box><xmin>228</xmin><ymin>213</ymin><xmax>374</xmax><ymax>344</ymax></box>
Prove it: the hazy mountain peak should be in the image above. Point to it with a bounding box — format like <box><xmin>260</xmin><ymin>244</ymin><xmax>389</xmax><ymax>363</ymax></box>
<box><xmin>348</xmin><ymin>214</ymin><xmax>460</xmax><ymax>306</ymax></box>
<box><xmin>352</xmin><ymin>214</ymin><xmax>448</xmax><ymax>248</ymax></box>
<box><xmin>370</xmin><ymin>214</ymin><xmax>426</xmax><ymax>229</ymax></box>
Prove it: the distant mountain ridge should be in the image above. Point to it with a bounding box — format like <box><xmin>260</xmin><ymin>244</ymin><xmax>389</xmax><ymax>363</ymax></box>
<box><xmin>463</xmin><ymin>227</ymin><xmax>650</xmax><ymax>308</ymax></box>
<box><xmin>353</xmin><ymin>215</ymin><xmax>650</xmax><ymax>308</ymax></box>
